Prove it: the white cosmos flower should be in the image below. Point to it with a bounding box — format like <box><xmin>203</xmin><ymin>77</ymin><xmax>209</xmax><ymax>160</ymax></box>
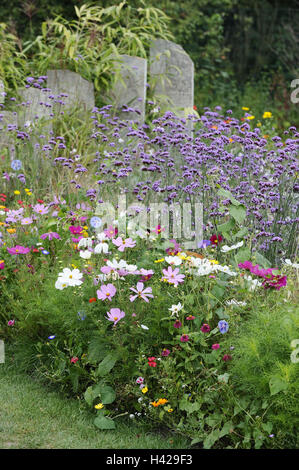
<box><xmin>107</xmin><ymin>259</ymin><xmax>127</xmax><ymax>270</ymax></box>
<box><xmin>78</xmin><ymin>237</ymin><xmax>93</xmax><ymax>249</ymax></box>
<box><xmin>79</xmin><ymin>249</ymin><xmax>92</xmax><ymax>259</ymax></box>
<box><xmin>58</xmin><ymin>268</ymin><xmax>83</xmax><ymax>286</ymax></box>
<box><xmin>141</xmin><ymin>324</ymin><xmax>149</xmax><ymax>330</ymax></box>
<box><xmin>94</xmin><ymin>233</ymin><xmax>109</xmax><ymax>254</ymax></box>
<box><xmin>55</xmin><ymin>279</ymin><xmax>69</xmax><ymax>290</ymax></box>
<box><xmin>226</xmin><ymin>299</ymin><xmax>247</xmax><ymax>307</ymax></box>
<box><xmin>244</xmin><ymin>275</ymin><xmax>262</xmax><ymax>291</ymax></box>
<box><xmin>214</xmin><ymin>264</ymin><xmax>238</xmax><ymax>276</ymax></box>
<box><xmin>125</xmin><ymin>264</ymin><xmax>138</xmax><ymax>272</ymax></box>
<box><xmin>284</xmin><ymin>259</ymin><xmax>299</xmax><ymax>269</ymax></box>
<box><xmin>165</xmin><ymin>256</ymin><xmax>182</xmax><ymax>266</ymax></box>
<box><xmin>221</xmin><ymin>241</ymin><xmax>244</xmax><ymax>253</ymax></box>
<box><xmin>169</xmin><ymin>302</ymin><xmax>183</xmax><ymax>316</ymax></box>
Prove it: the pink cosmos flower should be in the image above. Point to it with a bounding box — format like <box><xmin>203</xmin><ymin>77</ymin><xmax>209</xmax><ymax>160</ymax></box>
<box><xmin>21</xmin><ymin>217</ymin><xmax>33</xmax><ymax>225</ymax></box>
<box><xmin>8</xmin><ymin>320</ymin><xmax>15</xmax><ymax>326</ymax></box>
<box><xmin>153</xmin><ymin>225</ymin><xmax>165</xmax><ymax>235</ymax></box>
<box><xmin>112</xmin><ymin>236</ymin><xmax>136</xmax><ymax>252</ymax></box>
<box><xmin>33</xmin><ymin>203</ymin><xmax>49</xmax><ymax>215</ymax></box>
<box><xmin>129</xmin><ymin>282</ymin><xmax>154</xmax><ymax>302</ymax></box>
<box><xmin>104</xmin><ymin>225</ymin><xmax>118</xmax><ymax>239</ymax></box>
<box><xmin>40</xmin><ymin>232</ymin><xmax>61</xmax><ymax>241</ymax></box>
<box><xmin>7</xmin><ymin>245</ymin><xmax>30</xmax><ymax>255</ymax></box>
<box><xmin>97</xmin><ymin>283</ymin><xmax>117</xmax><ymax>301</ymax></box>
<box><xmin>162</xmin><ymin>266</ymin><xmax>185</xmax><ymax>286</ymax></box>
<box><xmin>212</xmin><ymin>343</ymin><xmax>220</xmax><ymax>350</ymax></box>
<box><xmin>106</xmin><ymin>308</ymin><xmax>125</xmax><ymax>325</ymax></box>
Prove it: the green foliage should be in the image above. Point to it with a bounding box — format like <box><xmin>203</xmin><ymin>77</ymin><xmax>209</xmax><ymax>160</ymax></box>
<box><xmin>226</xmin><ymin>296</ymin><xmax>299</xmax><ymax>448</ymax></box>
<box><xmin>22</xmin><ymin>1</ymin><xmax>173</xmax><ymax>94</ymax></box>
<box><xmin>0</xmin><ymin>22</ymin><xmax>26</xmax><ymax>90</ymax></box>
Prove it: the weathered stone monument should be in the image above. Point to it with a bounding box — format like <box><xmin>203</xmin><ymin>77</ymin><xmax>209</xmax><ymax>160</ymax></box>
<box><xmin>47</xmin><ymin>69</ymin><xmax>95</xmax><ymax>111</ymax></box>
<box><xmin>18</xmin><ymin>87</ymin><xmax>52</xmax><ymax>129</ymax></box>
<box><xmin>107</xmin><ymin>55</ymin><xmax>147</xmax><ymax>124</ymax></box>
<box><xmin>150</xmin><ymin>39</ymin><xmax>194</xmax><ymax>120</ymax></box>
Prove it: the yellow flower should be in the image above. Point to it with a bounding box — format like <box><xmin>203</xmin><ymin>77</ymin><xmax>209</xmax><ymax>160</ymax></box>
<box><xmin>210</xmin><ymin>259</ymin><xmax>219</xmax><ymax>265</ymax></box>
<box><xmin>246</xmin><ymin>115</ymin><xmax>255</xmax><ymax>120</ymax></box>
<box><xmin>0</xmin><ymin>205</ymin><xmax>6</xmax><ymax>209</ymax></box>
<box><xmin>167</xmin><ymin>408</ymin><xmax>173</xmax><ymax>413</ymax></box>
<box><xmin>25</xmin><ymin>188</ymin><xmax>30</xmax><ymax>192</ymax></box>
<box><xmin>242</xmin><ymin>107</ymin><xmax>250</xmax><ymax>111</ymax></box>
<box><xmin>263</xmin><ymin>111</ymin><xmax>272</xmax><ymax>119</ymax></box>
<box><xmin>14</xmin><ymin>190</ymin><xmax>20</xmax><ymax>195</ymax></box>
<box><xmin>7</xmin><ymin>228</ymin><xmax>16</xmax><ymax>234</ymax></box>
<box><xmin>26</xmin><ymin>192</ymin><xmax>32</xmax><ymax>196</ymax></box>
<box><xmin>95</xmin><ymin>403</ymin><xmax>104</xmax><ymax>410</ymax></box>
<box><xmin>71</xmin><ymin>264</ymin><xmax>77</xmax><ymax>269</ymax></box>
<box><xmin>154</xmin><ymin>258</ymin><xmax>165</xmax><ymax>263</ymax></box>
<box><xmin>141</xmin><ymin>386</ymin><xmax>148</xmax><ymax>394</ymax></box>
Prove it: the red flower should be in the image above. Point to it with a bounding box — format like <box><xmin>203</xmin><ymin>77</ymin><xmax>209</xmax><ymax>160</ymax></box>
<box><xmin>148</xmin><ymin>356</ymin><xmax>157</xmax><ymax>367</ymax></box>
<box><xmin>222</xmin><ymin>354</ymin><xmax>232</xmax><ymax>362</ymax></box>
<box><xmin>37</xmin><ymin>199</ymin><xmax>44</xmax><ymax>203</ymax></box>
<box><xmin>89</xmin><ymin>297</ymin><xmax>97</xmax><ymax>303</ymax></box>
<box><xmin>210</xmin><ymin>234</ymin><xmax>223</xmax><ymax>245</ymax></box>
<box><xmin>70</xmin><ymin>356</ymin><xmax>79</xmax><ymax>364</ymax></box>
<box><xmin>193</xmin><ymin>105</ymin><xmax>197</xmax><ymax>110</ymax></box>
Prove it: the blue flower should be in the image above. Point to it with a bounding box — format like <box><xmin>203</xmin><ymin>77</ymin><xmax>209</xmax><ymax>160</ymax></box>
<box><xmin>198</xmin><ymin>239</ymin><xmax>211</xmax><ymax>249</ymax></box>
<box><xmin>90</xmin><ymin>216</ymin><xmax>102</xmax><ymax>228</ymax></box>
<box><xmin>48</xmin><ymin>335</ymin><xmax>56</xmax><ymax>340</ymax></box>
<box><xmin>11</xmin><ymin>160</ymin><xmax>22</xmax><ymax>171</ymax></box>
<box><xmin>218</xmin><ymin>320</ymin><xmax>229</xmax><ymax>334</ymax></box>
<box><xmin>77</xmin><ymin>311</ymin><xmax>86</xmax><ymax>321</ymax></box>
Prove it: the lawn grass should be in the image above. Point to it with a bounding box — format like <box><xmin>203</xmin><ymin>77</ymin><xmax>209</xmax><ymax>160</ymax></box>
<box><xmin>0</xmin><ymin>359</ymin><xmax>189</xmax><ymax>449</ymax></box>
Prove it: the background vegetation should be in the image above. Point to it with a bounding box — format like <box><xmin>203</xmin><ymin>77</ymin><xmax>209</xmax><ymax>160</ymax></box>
<box><xmin>0</xmin><ymin>0</ymin><xmax>298</xmax><ymax>127</ymax></box>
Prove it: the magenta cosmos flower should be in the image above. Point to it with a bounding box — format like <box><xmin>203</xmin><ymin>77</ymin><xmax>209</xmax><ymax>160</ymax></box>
<box><xmin>106</xmin><ymin>308</ymin><xmax>125</xmax><ymax>325</ymax></box>
<box><xmin>40</xmin><ymin>232</ymin><xmax>61</xmax><ymax>241</ymax></box>
<box><xmin>112</xmin><ymin>236</ymin><xmax>136</xmax><ymax>252</ymax></box>
<box><xmin>69</xmin><ymin>226</ymin><xmax>83</xmax><ymax>235</ymax></box>
<box><xmin>96</xmin><ymin>283</ymin><xmax>117</xmax><ymax>301</ymax></box>
<box><xmin>7</xmin><ymin>245</ymin><xmax>30</xmax><ymax>255</ymax></box>
<box><xmin>129</xmin><ymin>282</ymin><xmax>154</xmax><ymax>302</ymax></box>
<box><xmin>162</xmin><ymin>266</ymin><xmax>185</xmax><ymax>286</ymax></box>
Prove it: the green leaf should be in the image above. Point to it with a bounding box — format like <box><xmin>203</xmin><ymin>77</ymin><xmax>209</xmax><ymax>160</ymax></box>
<box><xmin>96</xmin><ymin>354</ymin><xmax>117</xmax><ymax>377</ymax></box>
<box><xmin>269</xmin><ymin>376</ymin><xmax>288</xmax><ymax>395</ymax></box>
<box><xmin>217</xmin><ymin>188</ymin><xmax>241</xmax><ymax>206</ymax></box>
<box><xmin>234</xmin><ymin>248</ymin><xmax>251</xmax><ymax>265</ymax></box>
<box><xmin>94</xmin><ymin>415</ymin><xmax>116</xmax><ymax>430</ymax></box>
<box><xmin>229</xmin><ymin>205</ymin><xmax>246</xmax><ymax>224</ymax></box>
<box><xmin>100</xmin><ymin>385</ymin><xmax>116</xmax><ymax>405</ymax></box>
<box><xmin>218</xmin><ymin>218</ymin><xmax>235</xmax><ymax>234</ymax></box>
<box><xmin>84</xmin><ymin>386</ymin><xmax>95</xmax><ymax>407</ymax></box>
<box><xmin>254</xmin><ymin>252</ymin><xmax>271</xmax><ymax>268</ymax></box>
